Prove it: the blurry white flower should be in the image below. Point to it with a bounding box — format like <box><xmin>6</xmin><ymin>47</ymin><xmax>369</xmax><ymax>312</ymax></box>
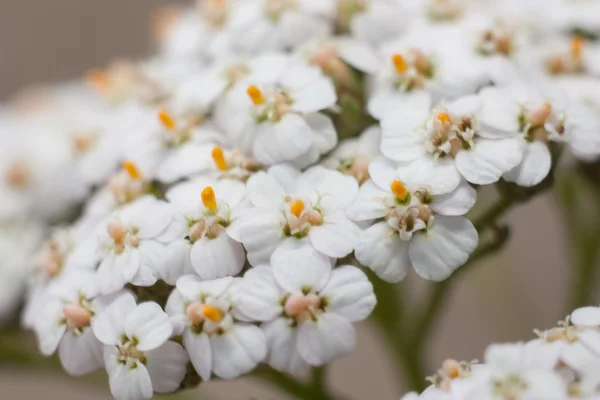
<box><xmin>166</xmin><ymin>275</ymin><xmax>266</xmax><ymax>380</ymax></box>
<box><xmin>237</xmin><ymin>243</ymin><xmax>375</xmax><ymax>373</ymax></box>
<box><xmin>92</xmin><ymin>292</ymin><xmax>188</xmax><ymax>400</ymax></box>
<box><xmin>95</xmin><ymin>196</ymin><xmax>175</xmax><ymax>294</ymax></box>
<box><xmin>348</xmin><ymin>159</ymin><xmax>477</xmax><ymax>282</ymax></box>
<box><xmin>239</xmin><ymin>164</ymin><xmax>360</xmax><ymax>266</ymax></box>
<box><xmin>158</xmin><ymin>178</ymin><xmax>246</xmax><ymax>284</ymax></box>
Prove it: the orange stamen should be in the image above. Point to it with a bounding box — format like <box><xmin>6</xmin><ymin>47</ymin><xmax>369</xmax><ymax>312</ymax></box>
<box><xmin>203</xmin><ymin>305</ymin><xmax>223</xmax><ymax>322</ymax></box>
<box><xmin>123</xmin><ymin>161</ymin><xmax>142</xmax><ymax>180</ymax></box>
<box><xmin>201</xmin><ymin>186</ymin><xmax>218</xmax><ymax>211</ymax></box>
<box><xmin>437</xmin><ymin>112</ymin><xmax>451</xmax><ymax>124</ymax></box>
<box><xmin>158</xmin><ymin>109</ymin><xmax>177</xmax><ymax>130</ymax></box>
<box><xmin>571</xmin><ymin>36</ymin><xmax>584</xmax><ymax>60</ymax></box>
<box><xmin>211</xmin><ymin>146</ymin><xmax>228</xmax><ymax>171</ymax></box>
<box><xmin>247</xmin><ymin>85</ymin><xmax>265</xmax><ymax>105</ymax></box>
<box><xmin>392</xmin><ymin>54</ymin><xmax>408</xmax><ymax>74</ymax></box>
<box><xmin>391</xmin><ymin>180</ymin><xmax>408</xmax><ymax>200</ymax></box>
<box><xmin>290</xmin><ymin>200</ymin><xmax>305</xmax><ymax>218</ymax></box>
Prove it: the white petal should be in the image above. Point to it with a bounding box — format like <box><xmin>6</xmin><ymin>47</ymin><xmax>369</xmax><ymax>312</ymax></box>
<box><xmin>35</xmin><ymin>300</ymin><xmax>66</xmax><ymax>356</ymax></box>
<box><xmin>297</xmin><ymin>313</ymin><xmax>356</xmax><ymax>366</ymax></box>
<box><xmin>165</xmin><ymin>290</ymin><xmax>187</xmax><ymax>335</ymax></box>
<box><xmin>253</xmin><ymin>114</ymin><xmax>313</xmax><ymax>165</ymax></box>
<box><xmin>133</xmin><ymin>199</ymin><xmax>175</xmax><ymax>239</ymax></box>
<box><xmin>346</xmin><ymin>180</ymin><xmax>390</xmax><ymax>221</ymax></box>
<box><xmin>572</xmin><ymin>307</ymin><xmax>600</xmax><ymax>328</ymax></box>
<box><xmin>236</xmin><ymin>267</ymin><xmax>284</xmax><ymax>321</ymax></box>
<box><xmin>272</xmin><ymin>240</ymin><xmax>332</xmax><ymax>293</ymax></box>
<box><xmin>409</xmin><ymin>216</ymin><xmax>478</xmax><ymax>281</ymax></box>
<box><xmin>176</xmin><ymin>275</ymin><xmax>234</xmax><ymax>300</ymax></box>
<box><xmin>145</xmin><ymin>341</ymin><xmax>189</xmax><ymax>393</ymax></box>
<box><xmin>246</xmin><ymin>171</ymin><xmax>287</xmax><ymax>208</ymax></box>
<box><xmin>355</xmin><ymin>222</ymin><xmax>411</xmax><ymax>283</ymax></box>
<box><xmin>319</xmin><ymin>265</ymin><xmax>376</xmax><ymax>322</ymax></box>
<box><xmin>190</xmin><ymin>234</ymin><xmax>245</xmax><ymax>280</ymax></box>
<box><xmin>503</xmin><ymin>141</ymin><xmax>551</xmax><ymax>187</ymax></box>
<box><xmin>338</xmin><ymin>38</ymin><xmax>380</xmax><ymax>74</ymax></box>
<box><xmin>109</xmin><ymin>363</ymin><xmax>153</xmax><ymax>400</ymax></box>
<box><xmin>211</xmin><ymin>324</ymin><xmax>267</xmax><ymax>379</ymax></box>
<box><xmin>92</xmin><ymin>292</ymin><xmax>137</xmax><ymax>345</ymax></box>
<box><xmin>183</xmin><ymin>330</ymin><xmax>212</xmax><ymax>382</ymax></box>
<box><xmin>455</xmin><ymin>138</ymin><xmax>523</xmax><ymax>185</ymax></box>
<box><xmin>397</xmin><ymin>157</ymin><xmax>462</xmax><ymax>195</ymax></box>
<box><xmin>290</xmin><ymin>76</ymin><xmax>337</xmax><ymax>113</ymax></box>
<box><xmin>368</xmin><ymin>157</ymin><xmax>399</xmax><ymax>191</ymax></box>
<box><xmin>238</xmin><ymin>208</ymin><xmax>284</xmax><ymax>267</ymax></box>
<box><xmin>262</xmin><ymin>318</ymin><xmax>310</xmax><ymax>375</ymax></box>
<box><xmin>430</xmin><ymin>181</ymin><xmax>477</xmax><ymax>216</ymax></box>
<box><xmin>380</xmin><ymin>111</ymin><xmax>430</xmax><ymax>162</ymax></box>
<box><xmin>478</xmin><ymin>86</ymin><xmax>522</xmax><ymax>134</ymax></box>
<box><xmin>309</xmin><ymin>212</ymin><xmax>361</xmax><ymax>258</ymax></box>
<box><xmin>125</xmin><ymin>302</ymin><xmax>173</xmax><ymax>351</ymax></box>
<box><xmin>578</xmin><ymin>330</ymin><xmax>600</xmax><ymax>356</ymax></box>
<box><xmin>304</xmin><ymin>113</ymin><xmax>338</xmax><ymax>158</ymax></box>
<box><xmin>58</xmin><ymin>329</ymin><xmax>103</xmax><ymax>376</ymax></box>
<box><xmin>295</xmin><ymin>165</ymin><xmax>359</xmax><ymax>210</ymax></box>
<box><xmin>158</xmin><ymin>240</ymin><xmax>194</xmax><ymax>286</ymax></box>
<box><xmin>156</xmin><ymin>143</ymin><xmax>214</xmax><ymax>183</ymax></box>
<box><xmin>97</xmin><ymin>249</ymin><xmax>141</xmax><ymax>295</ymax></box>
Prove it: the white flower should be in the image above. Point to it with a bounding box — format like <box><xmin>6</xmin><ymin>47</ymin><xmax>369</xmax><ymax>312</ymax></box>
<box><xmin>478</xmin><ymin>84</ymin><xmax>569</xmax><ymax>187</ymax></box>
<box><xmin>342</xmin><ymin>0</ymin><xmax>408</xmax><ymax>50</ymax></box>
<box><xmin>465</xmin><ymin>343</ymin><xmax>568</xmax><ymax>400</ymax></box>
<box><xmin>216</xmin><ymin>62</ymin><xmax>338</xmax><ymax>168</ymax></box>
<box><xmin>368</xmin><ymin>26</ymin><xmax>489</xmax><ymax>120</ymax></box>
<box><xmin>95</xmin><ymin>196</ymin><xmax>175</xmax><ymax>294</ymax></box>
<box><xmin>380</xmin><ymin>94</ymin><xmax>523</xmax><ymax>194</ymax></box>
<box><xmin>347</xmin><ymin>159</ymin><xmax>478</xmax><ymax>282</ymax></box>
<box><xmin>33</xmin><ymin>271</ymin><xmax>105</xmax><ymax>376</ymax></box>
<box><xmin>322</xmin><ymin>125</ymin><xmax>381</xmax><ymax>184</ymax></box>
<box><xmin>239</xmin><ymin>164</ymin><xmax>361</xmax><ymax>266</ymax></box>
<box><xmin>165</xmin><ymin>275</ymin><xmax>266</xmax><ymax>380</ymax></box>
<box><xmin>157</xmin><ymin>178</ymin><xmax>247</xmax><ymax>284</ymax></box>
<box><xmin>237</xmin><ymin>243</ymin><xmax>376</xmax><ymax>373</ymax></box>
<box><xmin>92</xmin><ymin>292</ymin><xmax>188</xmax><ymax>400</ymax></box>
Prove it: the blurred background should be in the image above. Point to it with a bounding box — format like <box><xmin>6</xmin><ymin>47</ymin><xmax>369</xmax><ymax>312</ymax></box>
<box><xmin>0</xmin><ymin>0</ymin><xmax>596</xmax><ymax>399</ymax></box>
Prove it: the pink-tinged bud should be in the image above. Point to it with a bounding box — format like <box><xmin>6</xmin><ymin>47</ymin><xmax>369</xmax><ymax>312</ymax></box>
<box><xmin>39</xmin><ymin>256</ymin><xmax>61</xmax><ymax>277</ymax></box>
<box><xmin>527</xmin><ymin>103</ymin><xmax>552</xmax><ymax>127</ymax></box>
<box><xmin>107</xmin><ymin>219</ymin><xmax>126</xmax><ymax>243</ymax></box>
<box><xmin>442</xmin><ymin>359</ymin><xmax>461</xmax><ymax>379</ymax></box>
<box><xmin>186</xmin><ymin>302</ymin><xmax>205</xmax><ymax>325</ymax></box>
<box><xmin>304</xmin><ymin>293</ymin><xmax>321</xmax><ymax>308</ymax></box>
<box><xmin>284</xmin><ymin>295</ymin><xmax>309</xmax><ymax>317</ymax></box>
<box><xmin>63</xmin><ymin>304</ymin><xmax>92</xmax><ymax>329</ymax></box>
<box><xmin>299</xmin><ymin>209</ymin><xmax>322</xmax><ymax>226</ymax></box>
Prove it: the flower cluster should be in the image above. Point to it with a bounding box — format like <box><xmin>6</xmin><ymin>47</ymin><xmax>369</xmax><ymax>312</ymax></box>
<box><xmin>0</xmin><ymin>0</ymin><xmax>598</xmax><ymax>399</ymax></box>
<box><xmin>402</xmin><ymin>305</ymin><xmax>600</xmax><ymax>400</ymax></box>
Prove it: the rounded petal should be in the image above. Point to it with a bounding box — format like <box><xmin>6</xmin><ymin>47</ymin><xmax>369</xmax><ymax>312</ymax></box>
<box><xmin>190</xmin><ymin>234</ymin><xmax>245</xmax><ymax>280</ymax></box>
<box><xmin>246</xmin><ymin>171</ymin><xmax>287</xmax><ymax>208</ymax></box>
<box><xmin>479</xmin><ymin>86</ymin><xmax>522</xmax><ymax>134</ymax></box>
<box><xmin>355</xmin><ymin>222</ymin><xmax>411</xmax><ymax>283</ymax></box>
<box><xmin>183</xmin><ymin>330</ymin><xmax>212</xmax><ymax>382</ymax></box>
<box><xmin>309</xmin><ymin>212</ymin><xmax>361</xmax><ymax>258</ymax></box>
<box><xmin>297</xmin><ymin>313</ymin><xmax>356</xmax><ymax>366</ymax></box>
<box><xmin>295</xmin><ymin>165</ymin><xmax>359</xmax><ymax>211</ymax></box>
<box><xmin>58</xmin><ymin>329</ymin><xmax>104</xmax><ymax>376</ymax></box>
<box><xmin>290</xmin><ymin>76</ymin><xmax>337</xmax><ymax>113</ymax></box>
<box><xmin>346</xmin><ymin>180</ymin><xmax>390</xmax><ymax>221</ymax></box>
<box><xmin>97</xmin><ymin>249</ymin><xmax>141</xmax><ymax>295</ymax></box>
<box><xmin>397</xmin><ymin>157</ymin><xmax>461</xmax><ymax>195</ymax></box>
<box><xmin>92</xmin><ymin>292</ymin><xmax>137</xmax><ymax>345</ymax></box>
<box><xmin>145</xmin><ymin>341</ymin><xmax>189</xmax><ymax>393</ymax></box>
<box><xmin>253</xmin><ymin>114</ymin><xmax>313</xmax><ymax>165</ymax></box>
<box><xmin>108</xmin><ymin>363</ymin><xmax>153</xmax><ymax>400</ymax></box>
<box><xmin>455</xmin><ymin>138</ymin><xmax>523</xmax><ymax>185</ymax></box>
<box><xmin>319</xmin><ymin>266</ymin><xmax>376</xmax><ymax>322</ymax></box>
<box><xmin>176</xmin><ymin>275</ymin><xmax>234</xmax><ymax>300</ymax></box>
<box><xmin>125</xmin><ymin>302</ymin><xmax>173</xmax><ymax>351</ymax></box>
<box><xmin>368</xmin><ymin>157</ymin><xmax>399</xmax><ymax>191</ymax></box>
<box><xmin>272</xmin><ymin>240</ymin><xmax>332</xmax><ymax>293</ymax></box>
<box><xmin>211</xmin><ymin>324</ymin><xmax>267</xmax><ymax>379</ymax></box>
<box><xmin>158</xmin><ymin>240</ymin><xmax>194</xmax><ymax>286</ymax></box>
<box><xmin>430</xmin><ymin>181</ymin><xmax>477</xmax><ymax>216</ymax></box>
<box><xmin>572</xmin><ymin>307</ymin><xmax>600</xmax><ymax>328</ymax></box>
<box><xmin>503</xmin><ymin>141</ymin><xmax>551</xmax><ymax>187</ymax></box>
<box><xmin>35</xmin><ymin>300</ymin><xmax>67</xmax><ymax>356</ymax></box>
<box><xmin>409</xmin><ymin>216</ymin><xmax>478</xmax><ymax>281</ymax></box>
<box><xmin>262</xmin><ymin>317</ymin><xmax>310</xmax><ymax>375</ymax></box>
<box><xmin>237</xmin><ymin>267</ymin><xmax>284</xmax><ymax>321</ymax></box>
<box><xmin>238</xmin><ymin>208</ymin><xmax>284</xmax><ymax>267</ymax></box>
<box><xmin>380</xmin><ymin>112</ymin><xmax>429</xmax><ymax>162</ymax></box>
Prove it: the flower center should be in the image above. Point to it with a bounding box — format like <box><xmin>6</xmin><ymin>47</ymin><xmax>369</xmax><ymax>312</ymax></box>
<box><xmin>424</xmin><ymin>109</ymin><xmax>479</xmax><ymax>158</ymax></box>
<box><xmin>265</xmin><ymin>0</ymin><xmax>297</xmax><ymax>21</ymax></box>
<box><xmin>492</xmin><ymin>375</ymin><xmax>529</xmax><ymax>400</ymax></box>
<box><xmin>186</xmin><ymin>186</ymin><xmax>230</xmax><ymax>243</ymax></box>
<box><xmin>383</xmin><ymin>185</ymin><xmax>433</xmax><ymax>240</ymax></box>
<box><xmin>199</xmin><ymin>0</ymin><xmax>229</xmax><ymax>28</ymax></box>
<box><xmin>427</xmin><ymin>0</ymin><xmax>463</xmax><ymax>21</ymax></box>
<box><xmin>391</xmin><ymin>50</ymin><xmax>435</xmax><ymax>92</ymax></box>
<box><xmin>109</xmin><ymin>161</ymin><xmax>145</xmax><ymax>205</ymax></box>
<box><xmin>283</xmin><ymin>293</ymin><xmax>322</xmax><ymax>323</ymax></box>
<box><xmin>118</xmin><ymin>340</ymin><xmax>147</xmax><ymax>366</ymax></box>
<box><xmin>5</xmin><ymin>160</ymin><xmax>31</xmax><ymax>189</ymax></box>
<box><xmin>477</xmin><ymin>26</ymin><xmax>513</xmax><ymax>57</ymax></box>
<box><xmin>337</xmin><ymin>155</ymin><xmax>371</xmax><ymax>184</ymax></box>
<box><xmin>427</xmin><ymin>359</ymin><xmax>475</xmax><ymax>391</ymax></box>
<box><xmin>107</xmin><ymin>219</ymin><xmax>140</xmax><ymax>254</ymax></box>
<box><xmin>247</xmin><ymin>85</ymin><xmax>293</xmax><ymax>122</ymax></box>
<box><xmin>72</xmin><ymin>131</ymin><xmax>99</xmax><ymax>154</ymax></box>
<box><xmin>62</xmin><ymin>303</ymin><xmax>93</xmax><ymax>332</ymax></box>
<box><xmin>547</xmin><ymin>36</ymin><xmax>585</xmax><ymax>75</ymax></box>
<box><xmin>210</xmin><ymin>146</ymin><xmax>263</xmax><ymax>181</ymax></box>
<box><xmin>157</xmin><ymin>109</ymin><xmax>204</xmax><ymax>147</ymax></box>
<box><xmin>519</xmin><ymin>103</ymin><xmax>565</xmax><ymax>142</ymax></box>
<box><xmin>283</xmin><ymin>198</ymin><xmax>323</xmax><ymax>238</ymax></box>
<box><xmin>36</xmin><ymin>233</ymin><xmax>73</xmax><ymax>279</ymax></box>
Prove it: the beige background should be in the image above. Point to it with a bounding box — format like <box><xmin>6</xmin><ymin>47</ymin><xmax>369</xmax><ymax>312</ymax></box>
<box><xmin>0</xmin><ymin>1</ymin><xmax>588</xmax><ymax>399</ymax></box>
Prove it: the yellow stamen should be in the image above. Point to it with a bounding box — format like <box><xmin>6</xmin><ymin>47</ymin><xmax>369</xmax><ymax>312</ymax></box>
<box><xmin>391</xmin><ymin>180</ymin><xmax>408</xmax><ymax>200</ymax></box>
<box><xmin>85</xmin><ymin>68</ymin><xmax>110</xmax><ymax>92</ymax></box>
<box><xmin>247</xmin><ymin>85</ymin><xmax>265</xmax><ymax>105</ymax></box>
<box><xmin>158</xmin><ymin>109</ymin><xmax>177</xmax><ymax>130</ymax></box>
<box><xmin>211</xmin><ymin>146</ymin><xmax>228</xmax><ymax>171</ymax></box>
<box><xmin>392</xmin><ymin>54</ymin><xmax>407</xmax><ymax>74</ymax></box>
<box><xmin>437</xmin><ymin>112</ymin><xmax>451</xmax><ymax>124</ymax></box>
<box><xmin>290</xmin><ymin>200</ymin><xmax>305</xmax><ymax>218</ymax></box>
<box><xmin>201</xmin><ymin>186</ymin><xmax>218</xmax><ymax>211</ymax></box>
<box><xmin>571</xmin><ymin>36</ymin><xmax>584</xmax><ymax>60</ymax></box>
<box><xmin>203</xmin><ymin>305</ymin><xmax>223</xmax><ymax>323</ymax></box>
<box><xmin>123</xmin><ymin>161</ymin><xmax>142</xmax><ymax>180</ymax></box>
